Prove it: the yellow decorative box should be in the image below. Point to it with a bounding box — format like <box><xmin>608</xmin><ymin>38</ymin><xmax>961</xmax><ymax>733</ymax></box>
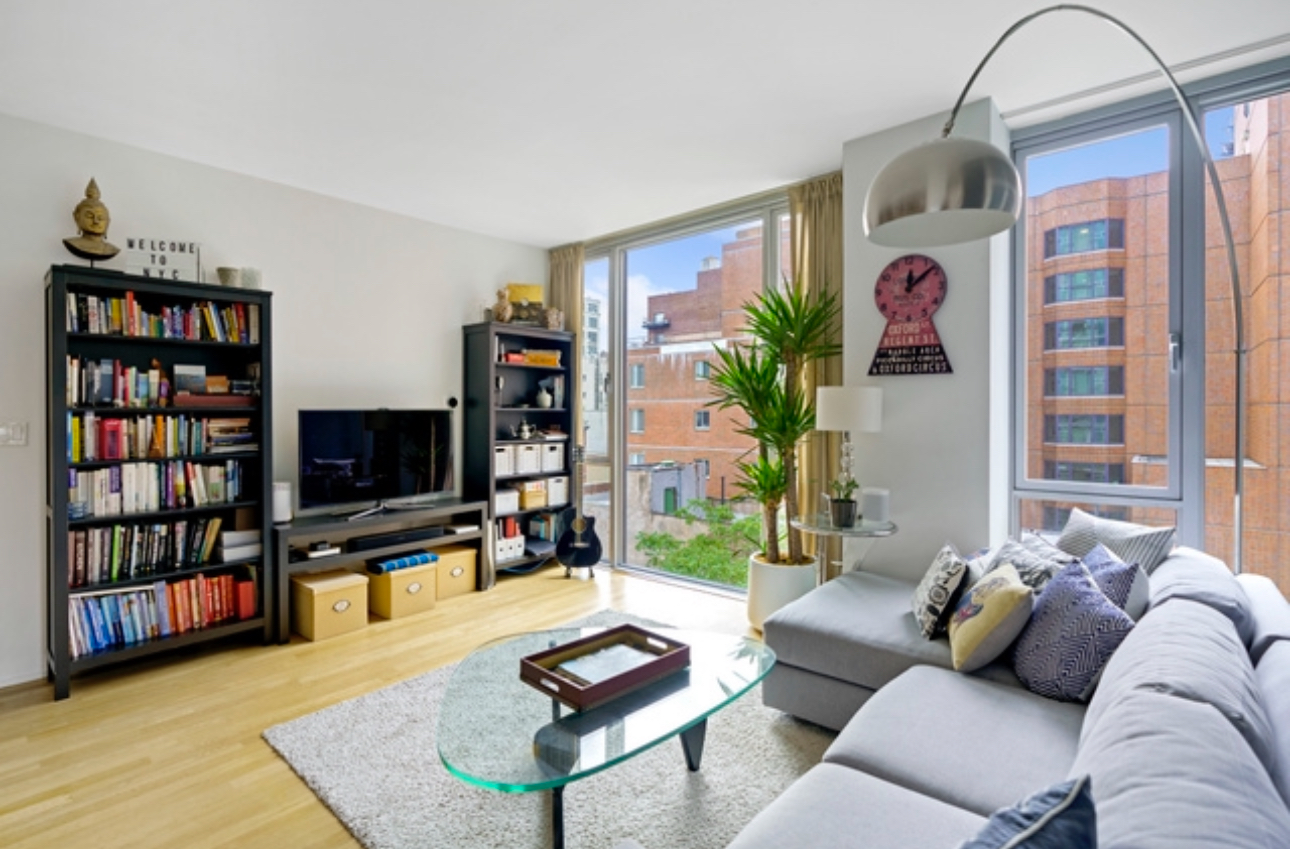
<box><xmin>369</xmin><ymin>561</ymin><xmax>437</xmax><ymax>619</ymax></box>
<box><xmin>434</xmin><ymin>545</ymin><xmax>477</xmax><ymax>600</ymax></box>
<box><xmin>291</xmin><ymin>570</ymin><xmax>368</xmax><ymax>641</ymax></box>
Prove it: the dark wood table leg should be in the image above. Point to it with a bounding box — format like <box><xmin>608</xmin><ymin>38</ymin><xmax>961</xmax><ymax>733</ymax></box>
<box><xmin>679</xmin><ymin>718</ymin><xmax>707</xmax><ymax>771</ymax></box>
<box><xmin>552</xmin><ymin>785</ymin><xmax>564</xmax><ymax>849</ymax></box>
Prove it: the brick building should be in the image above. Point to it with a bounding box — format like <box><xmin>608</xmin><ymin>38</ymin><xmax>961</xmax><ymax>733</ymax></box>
<box><xmin>1021</xmin><ymin>94</ymin><xmax>1288</xmax><ymax>586</ymax></box>
<box><xmin>624</xmin><ymin>226</ymin><xmax>766</xmax><ymax>504</ymax></box>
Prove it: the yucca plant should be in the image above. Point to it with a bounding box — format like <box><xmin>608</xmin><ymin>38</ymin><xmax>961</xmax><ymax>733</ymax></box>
<box><xmin>708</xmin><ymin>279</ymin><xmax>841</xmax><ymax>565</ymax></box>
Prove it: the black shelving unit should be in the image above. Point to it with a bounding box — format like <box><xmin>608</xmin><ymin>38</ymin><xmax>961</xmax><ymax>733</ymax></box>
<box><xmin>462</xmin><ymin>322</ymin><xmax>575</xmax><ymax>574</ymax></box>
<box><xmin>45</xmin><ymin>265</ymin><xmax>273</xmax><ymax>699</ymax></box>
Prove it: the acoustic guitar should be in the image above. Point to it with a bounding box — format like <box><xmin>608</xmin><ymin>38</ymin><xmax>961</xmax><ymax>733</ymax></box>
<box><xmin>556</xmin><ymin>445</ymin><xmax>602</xmax><ymax>575</ymax></box>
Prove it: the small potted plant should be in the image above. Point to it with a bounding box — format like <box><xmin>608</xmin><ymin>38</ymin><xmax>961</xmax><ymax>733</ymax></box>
<box><xmin>828</xmin><ymin>477</ymin><xmax>858</xmax><ymax>528</ymax></box>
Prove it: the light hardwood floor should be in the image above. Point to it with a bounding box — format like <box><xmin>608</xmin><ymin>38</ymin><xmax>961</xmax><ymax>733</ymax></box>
<box><xmin>0</xmin><ymin>567</ymin><xmax>750</xmax><ymax>849</ymax></box>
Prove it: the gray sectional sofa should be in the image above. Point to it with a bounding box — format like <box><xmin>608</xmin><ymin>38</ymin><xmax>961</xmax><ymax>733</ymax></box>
<box><xmin>728</xmin><ymin>546</ymin><xmax>1290</xmax><ymax>848</ymax></box>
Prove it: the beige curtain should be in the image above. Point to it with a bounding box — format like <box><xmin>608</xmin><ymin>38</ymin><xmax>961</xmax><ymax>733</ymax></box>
<box><xmin>789</xmin><ymin>172</ymin><xmax>845</xmax><ymax>581</ymax></box>
<box><xmin>548</xmin><ymin>243</ymin><xmax>586</xmax><ymax>441</ymax></box>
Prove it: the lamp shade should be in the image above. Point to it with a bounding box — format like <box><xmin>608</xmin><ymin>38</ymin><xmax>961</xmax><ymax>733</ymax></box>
<box><xmin>815</xmin><ymin>386</ymin><xmax>882</xmax><ymax>433</ymax></box>
<box><xmin>863</xmin><ymin>136</ymin><xmax>1022</xmax><ymax>248</ymax></box>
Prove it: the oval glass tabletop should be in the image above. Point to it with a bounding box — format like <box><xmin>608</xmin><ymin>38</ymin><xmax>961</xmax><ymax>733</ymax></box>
<box><xmin>790</xmin><ymin>514</ymin><xmax>898</xmax><ymax>538</ymax></box>
<box><xmin>437</xmin><ymin>627</ymin><xmax>775</xmax><ymax>793</ymax></box>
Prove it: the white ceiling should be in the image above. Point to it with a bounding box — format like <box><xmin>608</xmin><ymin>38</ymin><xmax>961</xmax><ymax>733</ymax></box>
<box><xmin>2</xmin><ymin>1</ymin><xmax>1289</xmax><ymax>248</ymax></box>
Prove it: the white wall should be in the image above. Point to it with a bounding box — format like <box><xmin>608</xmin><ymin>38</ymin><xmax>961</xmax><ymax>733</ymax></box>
<box><xmin>842</xmin><ymin>99</ymin><xmax>1011</xmax><ymax>581</ymax></box>
<box><xmin>0</xmin><ymin>112</ymin><xmax>547</xmax><ymax>687</ymax></box>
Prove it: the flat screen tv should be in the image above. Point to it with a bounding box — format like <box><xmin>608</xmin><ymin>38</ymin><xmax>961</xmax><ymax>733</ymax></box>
<box><xmin>297</xmin><ymin>409</ymin><xmax>454</xmax><ymax>515</ymax></box>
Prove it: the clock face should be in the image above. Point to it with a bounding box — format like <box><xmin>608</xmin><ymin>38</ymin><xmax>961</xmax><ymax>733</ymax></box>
<box><xmin>874</xmin><ymin>254</ymin><xmax>947</xmax><ymax>322</ymax></box>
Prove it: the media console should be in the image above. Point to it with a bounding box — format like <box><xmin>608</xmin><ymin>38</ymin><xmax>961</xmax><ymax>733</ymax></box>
<box><xmin>271</xmin><ymin>498</ymin><xmax>491</xmax><ymax>643</ymax></box>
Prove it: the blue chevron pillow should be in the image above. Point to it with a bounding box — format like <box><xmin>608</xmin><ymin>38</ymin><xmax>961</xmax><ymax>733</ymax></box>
<box><xmin>1013</xmin><ymin>562</ymin><xmax>1135</xmax><ymax>702</ymax></box>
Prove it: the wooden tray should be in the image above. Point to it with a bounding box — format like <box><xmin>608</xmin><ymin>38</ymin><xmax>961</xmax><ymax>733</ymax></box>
<box><xmin>520</xmin><ymin>624</ymin><xmax>690</xmax><ymax>712</ymax></box>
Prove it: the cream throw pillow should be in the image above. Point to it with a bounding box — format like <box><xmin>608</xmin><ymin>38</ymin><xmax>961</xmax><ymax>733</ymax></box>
<box><xmin>947</xmin><ymin>563</ymin><xmax>1033</xmax><ymax>672</ymax></box>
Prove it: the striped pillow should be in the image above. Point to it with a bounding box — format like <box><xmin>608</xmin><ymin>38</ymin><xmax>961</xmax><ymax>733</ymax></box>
<box><xmin>1056</xmin><ymin>508</ymin><xmax>1175</xmax><ymax>574</ymax></box>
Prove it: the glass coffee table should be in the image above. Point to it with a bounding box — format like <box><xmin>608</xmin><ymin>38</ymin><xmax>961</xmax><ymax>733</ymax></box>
<box><xmin>437</xmin><ymin>626</ymin><xmax>775</xmax><ymax>849</ymax></box>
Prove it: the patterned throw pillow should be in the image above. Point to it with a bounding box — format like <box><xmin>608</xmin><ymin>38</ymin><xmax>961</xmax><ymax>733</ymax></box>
<box><xmin>948</xmin><ymin>564</ymin><xmax>1033</xmax><ymax>672</ymax></box>
<box><xmin>912</xmin><ymin>544</ymin><xmax>969</xmax><ymax>639</ymax></box>
<box><xmin>956</xmin><ymin>775</ymin><xmax>1096</xmax><ymax>849</ymax></box>
<box><xmin>986</xmin><ymin>534</ymin><xmax>1073</xmax><ymax>591</ymax></box>
<box><xmin>1013</xmin><ymin>562</ymin><xmax>1135</xmax><ymax>702</ymax></box>
<box><xmin>1082</xmin><ymin>543</ymin><xmax>1150</xmax><ymax>620</ymax></box>
<box><xmin>1056</xmin><ymin>507</ymin><xmax>1176</xmax><ymax>573</ymax></box>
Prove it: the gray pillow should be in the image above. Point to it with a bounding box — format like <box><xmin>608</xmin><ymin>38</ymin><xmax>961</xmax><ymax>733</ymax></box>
<box><xmin>987</xmin><ymin>535</ymin><xmax>1071</xmax><ymax>591</ymax></box>
<box><xmin>1056</xmin><ymin>507</ymin><xmax>1175</xmax><ymax>573</ymax></box>
<box><xmin>911</xmin><ymin>544</ymin><xmax>969</xmax><ymax>639</ymax></box>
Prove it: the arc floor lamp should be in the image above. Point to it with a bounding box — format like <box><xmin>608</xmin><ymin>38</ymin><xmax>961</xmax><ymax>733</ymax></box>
<box><xmin>862</xmin><ymin>4</ymin><xmax>1247</xmax><ymax>573</ymax></box>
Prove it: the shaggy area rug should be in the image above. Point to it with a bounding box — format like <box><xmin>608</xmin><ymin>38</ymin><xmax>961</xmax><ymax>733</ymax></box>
<box><xmin>263</xmin><ymin>610</ymin><xmax>833</xmax><ymax>849</ymax></box>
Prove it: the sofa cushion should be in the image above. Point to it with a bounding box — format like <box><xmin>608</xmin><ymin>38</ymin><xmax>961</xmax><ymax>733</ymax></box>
<box><xmin>1069</xmin><ymin>689</ymin><xmax>1290</xmax><ymax>849</ymax></box>
<box><xmin>912</xmin><ymin>544</ymin><xmax>969</xmax><ymax>638</ymax></box>
<box><xmin>957</xmin><ymin>775</ymin><xmax>1096</xmax><ymax>849</ymax></box>
<box><xmin>948</xmin><ymin>564</ymin><xmax>1033</xmax><ymax>672</ymax></box>
<box><xmin>1148</xmin><ymin>546</ymin><xmax>1254</xmax><ymax>645</ymax></box>
<box><xmin>986</xmin><ymin>534</ymin><xmax>1073</xmax><ymax>590</ymax></box>
<box><xmin>1255</xmin><ymin>640</ymin><xmax>1290</xmax><ymax>806</ymax></box>
<box><xmin>823</xmin><ymin>665</ymin><xmax>1085</xmax><ymax>817</ymax></box>
<box><xmin>1082</xmin><ymin>597</ymin><xmax>1278</xmax><ymax>776</ymax></box>
<box><xmin>725</xmin><ymin>763</ymin><xmax>984</xmax><ymax>849</ymax></box>
<box><xmin>1081</xmin><ymin>543</ymin><xmax>1149</xmax><ymax>620</ymax></box>
<box><xmin>1012</xmin><ymin>562</ymin><xmax>1135</xmax><ymax>702</ymax></box>
<box><xmin>1239</xmin><ymin>573</ymin><xmax>1290</xmax><ymax>662</ymax></box>
<box><xmin>1056</xmin><ymin>507</ymin><xmax>1175</xmax><ymax>573</ymax></box>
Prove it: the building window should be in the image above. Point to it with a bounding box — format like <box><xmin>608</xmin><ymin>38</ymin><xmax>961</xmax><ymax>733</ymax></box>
<box><xmin>1043</xmin><ymin>317</ymin><xmax>1125</xmax><ymax>350</ymax></box>
<box><xmin>630</xmin><ymin>363</ymin><xmax>645</xmax><ymax>389</ymax></box>
<box><xmin>1043</xmin><ymin>219</ymin><xmax>1125</xmax><ymax>258</ymax></box>
<box><xmin>629</xmin><ymin>452</ymin><xmax>646</xmax><ymax>465</ymax></box>
<box><xmin>694</xmin><ymin>410</ymin><xmax>710</xmax><ymax>430</ymax></box>
<box><xmin>1044</xmin><ymin>366</ymin><xmax>1125</xmax><ymax>396</ymax></box>
<box><xmin>630</xmin><ymin>408</ymin><xmax>644</xmax><ymax>433</ymax></box>
<box><xmin>1043</xmin><ymin>268</ymin><xmax>1125</xmax><ymax>303</ymax></box>
<box><xmin>1043</xmin><ymin>414</ymin><xmax>1124</xmax><ymax>445</ymax></box>
<box><xmin>694</xmin><ymin>360</ymin><xmax>711</xmax><ymax>380</ymax></box>
<box><xmin>1042</xmin><ymin>461</ymin><xmax>1126</xmax><ymax>483</ymax></box>
<box><xmin>696</xmin><ymin>458</ymin><xmax>710</xmax><ymax>479</ymax></box>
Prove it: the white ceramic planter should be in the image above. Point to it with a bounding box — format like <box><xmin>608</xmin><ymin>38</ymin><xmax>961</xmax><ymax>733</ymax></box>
<box><xmin>747</xmin><ymin>553</ymin><xmax>817</xmax><ymax>631</ymax></box>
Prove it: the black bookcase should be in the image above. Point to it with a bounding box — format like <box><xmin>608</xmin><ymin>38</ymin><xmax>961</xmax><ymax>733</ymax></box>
<box><xmin>462</xmin><ymin>322</ymin><xmax>575</xmax><ymax>574</ymax></box>
<box><xmin>45</xmin><ymin>265</ymin><xmax>273</xmax><ymax>699</ymax></box>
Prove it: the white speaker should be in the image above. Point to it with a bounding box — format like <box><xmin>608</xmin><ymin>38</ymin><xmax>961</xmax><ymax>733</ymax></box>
<box><xmin>273</xmin><ymin>481</ymin><xmax>294</xmax><ymax>523</ymax></box>
<box><xmin>861</xmin><ymin>487</ymin><xmax>889</xmax><ymax>525</ymax></box>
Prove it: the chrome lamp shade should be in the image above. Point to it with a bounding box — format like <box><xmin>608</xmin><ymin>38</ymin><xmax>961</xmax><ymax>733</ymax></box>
<box><xmin>863</xmin><ymin>136</ymin><xmax>1022</xmax><ymax>248</ymax></box>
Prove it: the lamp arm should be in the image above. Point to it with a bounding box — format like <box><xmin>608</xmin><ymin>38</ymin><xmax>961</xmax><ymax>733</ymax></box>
<box><xmin>943</xmin><ymin>4</ymin><xmax>1246</xmax><ymax>571</ymax></box>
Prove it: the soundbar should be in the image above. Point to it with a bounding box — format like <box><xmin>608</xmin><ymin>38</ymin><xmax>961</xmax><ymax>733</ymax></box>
<box><xmin>347</xmin><ymin>526</ymin><xmax>446</xmax><ymax>553</ymax></box>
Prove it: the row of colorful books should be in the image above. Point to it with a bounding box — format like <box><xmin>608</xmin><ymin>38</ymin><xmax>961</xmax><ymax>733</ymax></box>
<box><xmin>65</xmin><ymin>290</ymin><xmax>260</xmax><ymax>345</ymax></box>
<box><xmin>69</xmin><ymin>458</ymin><xmax>245</xmax><ymax>518</ymax></box>
<box><xmin>67</xmin><ymin>411</ymin><xmax>255</xmax><ymax>464</ymax></box>
<box><xmin>65</xmin><ymin>516</ymin><xmax>245</xmax><ymax>587</ymax></box>
<box><xmin>69</xmin><ymin>572</ymin><xmax>256</xmax><ymax>659</ymax></box>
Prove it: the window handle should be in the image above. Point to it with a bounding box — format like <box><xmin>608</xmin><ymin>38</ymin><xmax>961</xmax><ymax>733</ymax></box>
<box><xmin>1169</xmin><ymin>332</ymin><xmax>1182</xmax><ymax>373</ymax></box>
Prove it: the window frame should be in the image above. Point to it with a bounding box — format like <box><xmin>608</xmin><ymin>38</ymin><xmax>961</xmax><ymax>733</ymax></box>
<box><xmin>629</xmin><ymin>362</ymin><xmax>645</xmax><ymax>389</ymax></box>
<box><xmin>694</xmin><ymin>409</ymin><xmax>711</xmax><ymax>431</ymax></box>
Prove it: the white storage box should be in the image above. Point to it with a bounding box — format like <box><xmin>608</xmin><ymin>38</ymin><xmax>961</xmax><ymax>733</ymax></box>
<box><xmin>495</xmin><ymin>488</ymin><xmax>520</xmax><ymax>515</ymax></box>
<box><xmin>494</xmin><ymin>445</ymin><xmax>515</xmax><ymax>476</ymax></box>
<box><xmin>548</xmin><ymin>475</ymin><xmax>569</xmax><ymax>507</ymax></box>
<box><xmin>541</xmin><ymin>442</ymin><xmax>565</xmax><ymax>472</ymax></box>
<box><xmin>496</xmin><ymin>534</ymin><xmax>526</xmax><ymax>562</ymax></box>
<box><xmin>515</xmin><ymin>444</ymin><xmax>541</xmax><ymax>474</ymax></box>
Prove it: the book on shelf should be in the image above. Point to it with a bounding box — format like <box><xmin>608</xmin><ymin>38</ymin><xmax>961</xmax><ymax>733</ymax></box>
<box><xmin>220</xmin><ymin>528</ymin><xmax>260</xmax><ymax>548</ymax></box>
<box><xmin>173</xmin><ymin>364</ymin><xmax>206</xmax><ymax>395</ymax></box>
<box><xmin>217</xmin><ymin>542</ymin><xmax>262</xmax><ymax>562</ymax></box>
<box><xmin>366</xmin><ymin>551</ymin><xmax>437</xmax><ymax>574</ymax></box>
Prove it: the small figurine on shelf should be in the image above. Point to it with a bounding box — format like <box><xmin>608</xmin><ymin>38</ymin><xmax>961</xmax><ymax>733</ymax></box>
<box><xmin>543</xmin><ymin>306</ymin><xmax>564</xmax><ymax>331</ymax></box>
<box><xmin>492</xmin><ymin>289</ymin><xmax>514</xmax><ymax>323</ymax></box>
<box><xmin>62</xmin><ymin>178</ymin><xmax>120</xmax><ymax>261</ymax></box>
<box><xmin>151</xmin><ymin>359</ymin><xmax>171</xmax><ymax>408</ymax></box>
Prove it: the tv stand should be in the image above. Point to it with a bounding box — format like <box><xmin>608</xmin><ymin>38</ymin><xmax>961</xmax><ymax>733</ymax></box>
<box><xmin>272</xmin><ymin>498</ymin><xmax>491</xmax><ymax>643</ymax></box>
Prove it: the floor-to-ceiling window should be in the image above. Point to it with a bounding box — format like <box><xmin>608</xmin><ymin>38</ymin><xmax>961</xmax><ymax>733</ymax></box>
<box><xmin>581</xmin><ymin>197</ymin><xmax>790</xmax><ymax>589</ymax></box>
<box><xmin>1012</xmin><ymin>58</ymin><xmax>1290</xmax><ymax>591</ymax></box>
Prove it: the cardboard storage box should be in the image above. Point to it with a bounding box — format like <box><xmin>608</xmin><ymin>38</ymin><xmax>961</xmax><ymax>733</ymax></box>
<box><xmin>291</xmin><ymin>570</ymin><xmax>369</xmax><ymax>641</ymax></box>
<box><xmin>515</xmin><ymin>444</ymin><xmax>542</xmax><ymax>474</ymax></box>
<box><xmin>541</xmin><ymin>442</ymin><xmax>565</xmax><ymax>472</ymax></box>
<box><xmin>369</xmin><ymin>561</ymin><xmax>437</xmax><ymax>619</ymax></box>
<box><xmin>495</xmin><ymin>487</ymin><xmax>520</xmax><ymax>514</ymax></box>
<box><xmin>435</xmin><ymin>545</ymin><xmax>477</xmax><ymax>599</ymax></box>
<box><xmin>547</xmin><ymin>475</ymin><xmax>569</xmax><ymax>506</ymax></box>
<box><xmin>494</xmin><ymin>445</ymin><xmax>515</xmax><ymax>476</ymax></box>
<box><xmin>519</xmin><ymin>479</ymin><xmax>547</xmax><ymax>510</ymax></box>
